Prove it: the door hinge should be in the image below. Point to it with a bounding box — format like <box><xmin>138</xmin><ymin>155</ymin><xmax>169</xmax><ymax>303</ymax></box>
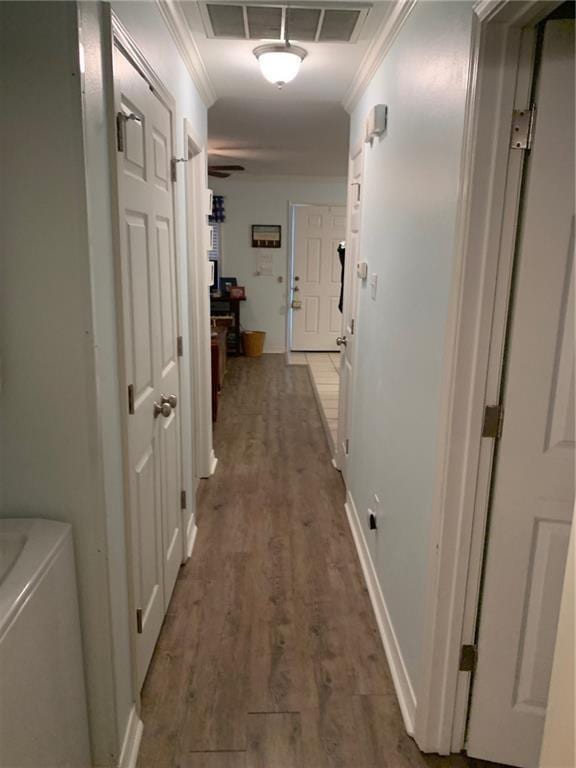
<box><xmin>482</xmin><ymin>404</ymin><xmax>504</xmax><ymax>439</ymax></box>
<box><xmin>136</xmin><ymin>608</ymin><xmax>143</xmax><ymax>634</ymax></box>
<box><xmin>350</xmin><ymin>318</ymin><xmax>355</xmax><ymax>335</ymax></box>
<box><xmin>171</xmin><ymin>157</ymin><xmax>188</xmax><ymax>183</ymax></box>
<box><xmin>180</xmin><ymin>490</ymin><xmax>187</xmax><ymax>510</ymax></box>
<box><xmin>177</xmin><ymin>335</ymin><xmax>183</xmax><ymax>357</ymax></box>
<box><xmin>345</xmin><ymin>438</ymin><xmax>350</xmax><ymax>455</ymax></box>
<box><xmin>128</xmin><ymin>384</ymin><xmax>135</xmax><ymax>415</ymax></box>
<box><xmin>459</xmin><ymin>644</ymin><xmax>477</xmax><ymax>672</ymax></box>
<box><xmin>510</xmin><ymin>105</ymin><xmax>535</xmax><ymax>150</ymax></box>
<box><xmin>116</xmin><ymin>111</ymin><xmax>142</xmax><ymax>153</ymax></box>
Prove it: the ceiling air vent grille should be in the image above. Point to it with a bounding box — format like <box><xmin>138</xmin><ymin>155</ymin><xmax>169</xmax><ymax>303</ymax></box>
<box><xmin>318</xmin><ymin>9</ymin><xmax>361</xmax><ymax>41</ymax></box>
<box><xmin>286</xmin><ymin>7</ymin><xmax>322</xmax><ymax>41</ymax></box>
<box><xmin>201</xmin><ymin>3</ymin><xmax>371</xmax><ymax>43</ymax></box>
<box><xmin>246</xmin><ymin>5</ymin><xmax>283</xmax><ymax>38</ymax></box>
<box><xmin>207</xmin><ymin>4</ymin><xmax>246</xmax><ymax>37</ymax></box>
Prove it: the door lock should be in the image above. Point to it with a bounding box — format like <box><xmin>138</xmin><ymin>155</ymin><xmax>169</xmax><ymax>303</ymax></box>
<box><xmin>153</xmin><ymin>401</ymin><xmax>172</xmax><ymax>418</ymax></box>
<box><xmin>161</xmin><ymin>393</ymin><xmax>178</xmax><ymax>409</ymax></box>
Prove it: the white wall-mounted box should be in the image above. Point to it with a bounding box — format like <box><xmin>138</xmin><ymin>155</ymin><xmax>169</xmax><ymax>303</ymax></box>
<box><xmin>365</xmin><ymin>104</ymin><xmax>388</xmax><ymax>144</ymax></box>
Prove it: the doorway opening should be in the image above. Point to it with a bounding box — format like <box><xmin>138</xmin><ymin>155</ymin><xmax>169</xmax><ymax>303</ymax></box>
<box><xmin>288</xmin><ymin>203</ymin><xmax>346</xmax><ymax>352</ymax></box>
<box><xmin>416</xmin><ymin>5</ymin><xmax>575</xmax><ymax>767</ymax></box>
<box><xmin>287</xmin><ymin>203</ymin><xmax>347</xmax><ymax>458</ymax></box>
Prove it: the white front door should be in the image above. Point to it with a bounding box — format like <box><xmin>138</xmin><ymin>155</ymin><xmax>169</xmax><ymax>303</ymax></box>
<box><xmin>290</xmin><ymin>205</ymin><xmax>346</xmax><ymax>351</ymax></box>
<box><xmin>336</xmin><ymin>147</ymin><xmax>363</xmax><ymax>479</ymax></box>
<box><xmin>114</xmin><ymin>46</ymin><xmax>182</xmax><ymax>688</ymax></box>
<box><xmin>467</xmin><ymin>19</ymin><xmax>575</xmax><ymax>767</ymax></box>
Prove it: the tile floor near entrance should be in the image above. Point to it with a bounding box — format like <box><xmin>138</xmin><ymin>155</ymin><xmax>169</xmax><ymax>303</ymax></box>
<box><xmin>288</xmin><ymin>352</ymin><xmax>340</xmax><ymax>454</ymax></box>
<box><xmin>137</xmin><ymin>355</ymin><xmax>505</xmax><ymax>768</ymax></box>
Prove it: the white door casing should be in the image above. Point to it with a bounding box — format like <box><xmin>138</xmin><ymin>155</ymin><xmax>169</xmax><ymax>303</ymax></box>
<box><xmin>184</xmin><ymin>130</ymin><xmax>216</xmax><ymax>482</ymax></box>
<box><xmin>290</xmin><ymin>205</ymin><xmax>346</xmax><ymax>351</ymax></box>
<box><xmin>336</xmin><ymin>146</ymin><xmax>363</xmax><ymax>479</ymax></box>
<box><xmin>466</xmin><ymin>19</ymin><xmax>575</xmax><ymax>768</ymax></box>
<box><xmin>114</xmin><ymin>45</ymin><xmax>182</xmax><ymax>688</ymax></box>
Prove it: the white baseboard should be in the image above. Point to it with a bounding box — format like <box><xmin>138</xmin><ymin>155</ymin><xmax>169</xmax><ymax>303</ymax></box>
<box><xmin>118</xmin><ymin>705</ymin><xmax>143</xmax><ymax>768</ymax></box>
<box><xmin>263</xmin><ymin>346</ymin><xmax>286</xmax><ymax>354</ymax></box>
<box><xmin>186</xmin><ymin>517</ymin><xmax>198</xmax><ymax>559</ymax></box>
<box><xmin>209</xmin><ymin>450</ymin><xmax>218</xmax><ymax>476</ymax></box>
<box><xmin>345</xmin><ymin>490</ymin><xmax>417</xmax><ymax>734</ymax></box>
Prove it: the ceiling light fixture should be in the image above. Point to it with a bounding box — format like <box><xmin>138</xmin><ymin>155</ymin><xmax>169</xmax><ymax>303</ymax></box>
<box><xmin>253</xmin><ymin>43</ymin><xmax>307</xmax><ymax>89</ymax></box>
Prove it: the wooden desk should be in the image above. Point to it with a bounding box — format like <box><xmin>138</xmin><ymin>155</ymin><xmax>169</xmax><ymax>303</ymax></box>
<box><xmin>210</xmin><ymin>295</ymin><xmax>246</xmax><ymax>356</ymax></box>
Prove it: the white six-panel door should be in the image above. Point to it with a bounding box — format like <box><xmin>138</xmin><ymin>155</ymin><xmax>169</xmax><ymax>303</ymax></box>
<box><xmin>467</xmin><ymin>20</ymin><xmax>575</xmax><ymax>767</ymax></box>
<box><xmin>291</xmin><ymin>205</ymin><xmax>346</xmax><ymax>351</ymax></box>
<box><xmin>114</xmin><ymin>46</ymin><xmax>182</xmax><ymax>688</ymax></box>
<box><xmin>336</xmin><ymin>147</ymin><xmax>363</xmax><ymax>480</ymax></box>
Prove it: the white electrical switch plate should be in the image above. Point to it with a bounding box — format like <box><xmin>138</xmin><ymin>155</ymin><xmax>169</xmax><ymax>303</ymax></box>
<box><xmin>370</xmin><ymin>273</ymin><xmax>378</xmax><ymax>300</ymax></box>
<box><xmin>357</xmin><ymin>261</ymin><xmax>368</xmax><ymax>280</ymax></box>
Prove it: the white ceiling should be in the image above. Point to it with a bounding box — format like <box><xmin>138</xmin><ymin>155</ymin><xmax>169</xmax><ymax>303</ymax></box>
<box><xmin>178</xmin><ymin>1</ymin><xmax>392</xmax><ymax>175</ymax></box>
<box><xmin>209</xmin><ymin>97</ymin><xmax>350</xmax><ymax>176</ymax></box>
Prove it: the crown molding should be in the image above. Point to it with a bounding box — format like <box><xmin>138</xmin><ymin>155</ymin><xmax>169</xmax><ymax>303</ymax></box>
<box><xmin>342</xmin><ymin>0</ymin><xmax>417</xmax><ymax>114</ymax></box>
<box><xmin>473</xmin><ymin>0</ymin><xmax>507</xmax><ymax>21</ymax></box>
<box><xmin>473</xmin><ymin>0</ymin><xmax>561</xmax><ymax>24</ymax></box>
<box><xmin>155</xmin><ymin>0</ymin><xmax>217</xmax><ymax>107</ymax></box>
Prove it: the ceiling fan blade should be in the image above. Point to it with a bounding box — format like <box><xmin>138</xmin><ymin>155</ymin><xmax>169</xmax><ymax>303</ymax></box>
<box><xmin>208</xmin><ymin>170</ymin><xmax>231</xmax><ymax>178</ymax></box>
<box><xmin>208</xmin><ymin>165</ymin><xmax>245</xmax><ymax>171</ymax></box>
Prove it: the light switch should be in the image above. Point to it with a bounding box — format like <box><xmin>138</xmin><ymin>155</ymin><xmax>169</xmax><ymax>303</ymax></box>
<box><xmin>370</xmin><ymin>273</ymin><xmax>378</xmax><ymax>300</ymax></box>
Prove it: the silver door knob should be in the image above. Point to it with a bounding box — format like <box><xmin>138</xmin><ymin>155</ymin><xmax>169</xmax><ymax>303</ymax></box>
<box><xmin>161</xmin><ymin>393</ymin><xmax>177</xmax><ymax>409</ymax></box>
<box><xmin>336</xmin><ymin>336</ymin><xmax>347</xmax><ymax>346</ymax></box>
<box><xmin>154</xmin><ymin>401</ymin><xmax>172</xmax><ymax>418</ymax></box>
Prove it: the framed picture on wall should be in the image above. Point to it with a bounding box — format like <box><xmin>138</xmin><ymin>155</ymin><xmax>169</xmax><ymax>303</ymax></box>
<box><xmin>252</xmin><ymin>224</ymin><xmax>281</xmax><ymax>248</ymax></box>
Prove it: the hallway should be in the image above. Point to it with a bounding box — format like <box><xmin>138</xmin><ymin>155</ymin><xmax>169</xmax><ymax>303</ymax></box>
<box><xmin>137</xmin><ymin>356</ymin><xmax>500</xmax><ymax>768</ymax></box>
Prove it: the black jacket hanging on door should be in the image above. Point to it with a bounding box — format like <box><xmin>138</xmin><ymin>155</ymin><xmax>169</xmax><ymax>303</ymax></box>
<box><xmin>337</xmin><ymin>242</ymin><xmax>346</xmax><ymax>313</ymax></box>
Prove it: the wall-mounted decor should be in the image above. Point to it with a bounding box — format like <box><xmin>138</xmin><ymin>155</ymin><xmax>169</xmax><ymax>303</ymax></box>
<box><xmin>252</xmin><ymin>224</ymin><xmax>281</xmax><ymax>248</ymax></box>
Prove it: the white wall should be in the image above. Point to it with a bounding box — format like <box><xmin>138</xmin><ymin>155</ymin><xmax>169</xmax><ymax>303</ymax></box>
<box><xmin>540</xmin><ymin>515</ymin><xmax>575</xmax><ymax>768</ymax></box>
<box><xmin>346</xmin><ymin>1</ymin><xmax>474</xmax><ymax>705</ymax></box>
<box><xmin>1</xmin><ymin>4</ymin><xmax>123</xmax><ymax>762</ymax></box>
<box><xmin>0</xmin><ymin>2</ymin><xmax>208</xmax><ymax>764</ymax></box>
<box><xmin>211</xmin><ymin>176</ymin><xmax>347</xmax><ymax>352</ymax></box>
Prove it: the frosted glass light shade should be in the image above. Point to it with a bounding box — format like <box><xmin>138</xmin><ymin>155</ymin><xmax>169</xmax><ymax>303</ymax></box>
<box><xmin>254</xmin><ymin>45</ymin><xmax>307</xmax><ymax>88</ymax></box>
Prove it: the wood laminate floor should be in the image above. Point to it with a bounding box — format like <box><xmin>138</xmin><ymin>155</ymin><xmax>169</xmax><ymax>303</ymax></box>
<box><xmin>137</xmin><ymin>355</ymin><xmax>504</xmax><ymax>768</ymax></box>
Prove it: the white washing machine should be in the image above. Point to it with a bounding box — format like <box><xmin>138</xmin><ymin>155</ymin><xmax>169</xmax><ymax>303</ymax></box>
<box><xmin>0</xmin><ymin>518</ymin><xmax>91</xmax><ymax>767</ymax></box>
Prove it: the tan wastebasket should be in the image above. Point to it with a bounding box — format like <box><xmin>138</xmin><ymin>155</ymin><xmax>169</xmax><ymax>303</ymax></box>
<box><xmin>242</xmin><ymin>330</ymin><xmax>266</xmax><ymax>357</ymax></box>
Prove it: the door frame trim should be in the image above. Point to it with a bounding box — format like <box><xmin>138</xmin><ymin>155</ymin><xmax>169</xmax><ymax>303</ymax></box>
<box><xmin>335</xmin><ymin>141</ymin><xmax>364</xmax><ymax>475</ymax></box>
<box><xmin>184</xmin><ymin>118</ymin><xmax>216</xmax><ymax>482</ymax></box>
<box><xmin>415</xmin><ymin>0</ymin><xmax>564</xmax><ymax>754</ymax></box>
